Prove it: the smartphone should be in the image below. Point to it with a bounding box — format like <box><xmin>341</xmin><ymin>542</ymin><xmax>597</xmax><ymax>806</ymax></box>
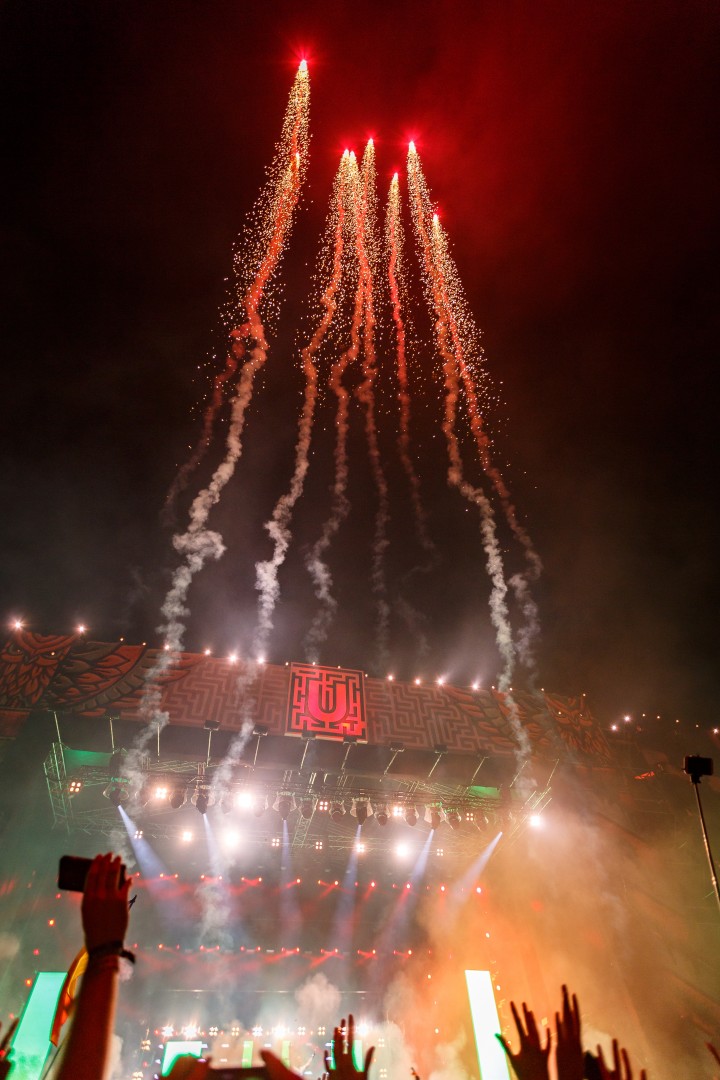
<box><xmin>209</xmin><ymin>1070</ymin><xmax>268</xmax><ymax>1079</ymax></box>
<box><xmin>58</xmin><ymin>855</ymin><xmax>127</xmax><ymax>893</ymax></box>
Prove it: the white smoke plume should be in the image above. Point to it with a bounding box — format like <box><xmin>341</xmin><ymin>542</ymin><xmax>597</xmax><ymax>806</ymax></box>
<box><xmin>294</xmin><ymin>972</ymin><xmax>342</xmax><ymax>1033</ymax></box>
<box><xmin>0</xmin><ymin>931</ymin><xmax>20</xmax><ymax>960</ymax></box>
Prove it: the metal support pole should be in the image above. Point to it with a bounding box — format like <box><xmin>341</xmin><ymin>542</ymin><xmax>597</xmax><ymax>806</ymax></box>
<box><xmin>53</xmin><ymin>711</ymin><xmax>67</xmax><ymax>777</ymax></box>
<box><xmin>692</xmin><ymin>779</ymin><xmax>720</xmax><ymax>914</ymax></box>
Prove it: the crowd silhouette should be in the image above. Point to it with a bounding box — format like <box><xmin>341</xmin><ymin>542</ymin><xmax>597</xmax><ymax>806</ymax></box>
<box><xmin>1</xmin><ymin>854</ymin><xmax>718</xmax><ymax>1079</ymax></box>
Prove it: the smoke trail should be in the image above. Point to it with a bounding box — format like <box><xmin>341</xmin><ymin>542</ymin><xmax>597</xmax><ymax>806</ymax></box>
<box><xmin>253</xmin><ymin>152</ymin><xmax>351</xmax><ymax>660</ymax></box>
<box><xmin>129</xmin><ymin>63</ymin><xmax>309</xmax><ymax>762</ymax></box>
<box><xmin>407</xmin><ymin>146</ymin><xmax>540</xmax><ymax>677</ymax></box>
<box><xmin>304</xmin><ymin>152</ymin><xmax>363</xmax><ymax>661</ymax></box>
<box><xmin>198</xmin><ymin>814</ymin><xmax>236</xmax><ymax>949</ymax></box>
<box><xmin>386</xmin><ymin>173</ymin><xmax>436</xmax><ymax>564</ymax></box>
<box><xmin>429</xmin><ymin>212</ymin><xmax>541</xmax><ymax>673</ymax></box>
<box><xmin>162</xmin><ymin>346</ymin><xmax>241</xmax><ymax>525</ymax></box>
<box><xmin>407</xmin><ymin>146</ymin><xmax>530</xmax><ymax>758</ymax></box>
<box><xmin>354</xmin><ymin>140</ymin><xmax>391</xmax><ymax>667</ymax></box>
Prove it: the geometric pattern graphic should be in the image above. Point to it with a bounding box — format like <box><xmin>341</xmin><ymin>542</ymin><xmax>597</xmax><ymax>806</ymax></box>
<box><xmin>0</xmin><ymin>631</ymin><xmax>612</xmax><ymax>763</ymax></box>
<box><xmin>287</xmin><ymin>663</ymin><xmax>366</xmax><ymax>740</ymax></box>
<box><xmin>542</xmin><ymin>692</ymin><xmax>612</xmax><ymax>763</ymax></box>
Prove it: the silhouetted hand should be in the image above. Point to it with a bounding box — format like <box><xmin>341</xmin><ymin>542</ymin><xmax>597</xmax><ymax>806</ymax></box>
<box><xmin>261</xmin><ymin>1050</ymin><xmax>304</xmax><ymax>1080</ymax></box>
<box><xmin>596</xmin><ymin>1039</ymin><xmax>646</xmax><ymax>1080</ymax></box>
<box><xmin>496</xmin><ymin>1000</ymin><xmax>552</xmax><ymax>1080</ymax></box>
<box><xmin>555</xmin><ymin>985</ymin><xmax>584</xmax><ymax>1080</ymax></box>
<box><xmin>81</xmin><ymin>853</ymin><xmax>131</xmax><ymax>951</ymax></box>
<box><xmin>165</xmin><ymin>1055</ymin><xmax>210</xmax><ymax>1080</ymax></box>
<box><xmin>324</xmin><ymin>1015</ymin><xmax>375</xmax><ymax>1080</ymax></box>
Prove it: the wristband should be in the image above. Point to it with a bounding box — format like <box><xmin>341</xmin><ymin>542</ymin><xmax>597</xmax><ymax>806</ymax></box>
<box><xmin>87</xmin><ymin>941</ymin><xmax>136</xmax><ymax>965</ymax></box>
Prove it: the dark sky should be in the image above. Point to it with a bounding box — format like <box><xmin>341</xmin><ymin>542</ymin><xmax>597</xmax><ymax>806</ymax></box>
<box><xmin>1</xmin><ymin>0</ymin><xmax>718</xmax><ymax>733</ymax></box>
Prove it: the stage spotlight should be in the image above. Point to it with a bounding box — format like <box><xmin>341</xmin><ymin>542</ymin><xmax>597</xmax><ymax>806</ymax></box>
<box><xmin>169</xmin><ymin>785</ymin><xmax>187</xmax><ymax>810</ymax></box>
<box><xmin>355</xmin><ymin>841</ymin><xmax>366</xmax><ymax>854</ymax></box>
<box><xmin>330</xmin><ymin>802</ymin><xmax>346</xmax><ymax>824</ymax></box>
<box><xmin>67</xmin><ymin>779</ymin><xmax>83</xmax><ymax>795</ymax></box>
<box><xmin>181</xmin><ymin>830</ymin><xmax>193</xmax><ymax>842</ymax></box>
<box><xmin>529</xmin><ymin>814</ymin><xmax>544</xmax><ymax>828</ymax></box>
<box><xmin>275</xmin><ymin>794</ymin><xmax>295</xmax><ymax>821</ymax></box>
<box><xmin>154</xmin><ymin>785</ymin><xmax>168</xmax><ymax>801</ymax></box>
<box><xmin>395</xmin><ymin>843</ymin><xmax>409</xmax><ymax>858</ymax></box>
<box><xmin>235</xmin><ymin>790</ymin><xmax>254</xmax><ymax>810</ymax></box>
<box><xmin>374</xmin><ymin>802</ymin><xmax>389</xmax><ymax>826</ymax></box>
<box><xmin>193</xmin><ymin>790</ymin><xmax>209</xmax><ymax>815</ymax></box>
<box><xmin>425</xmin><ymin>807</ymin><xmax>442</xmax><ymax>830</ymax></box>
<box><xmin>223</xmin><ymin>829</ymin><xmax>240</xmax><ymax>849</ymax></box>
<box><xmin>300</xmin><ymin>797</ymin><xmax>316</xmax><ymax>819</ymax></box>
<box><xmin>103</xmin><ymin>782</ymin><xmax>128</xmax><ymax>807</ymax></box>
<box><xmin>392</xmin><ymin>804</ymin><xmax>404</xmax><ymax>818</ymax></box>
<box><xmin>404</xmin><ymin>805</ymin><xmax>418</xmax><ymax>827</ymax></box>
<box><xmin>351</xmin><ymin>799</ymin><xmax>371</xmax><ymax>825</ymax></box>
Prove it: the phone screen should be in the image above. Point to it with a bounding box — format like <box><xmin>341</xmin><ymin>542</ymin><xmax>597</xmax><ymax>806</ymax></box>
<box><xmin>57</xmin><ymin>855</ymin><xmax>127</xmax><ymax>892</ymax></box>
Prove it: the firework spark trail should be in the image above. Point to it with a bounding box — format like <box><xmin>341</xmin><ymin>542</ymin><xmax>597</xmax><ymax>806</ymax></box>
<box><xmin>406</xmin><ymin>147</ymin><xmax>528</xmax><ymax>745</ymax></box>
<box><xmin>428</xmin><ymin>209</ymin><xmax>541</xmax><ymax>676</ymax></box>
<box><xmin>253</xmin><ymin>152</ymin><xmax>351</xmax><ymax>660</ymax></box>
<box><xmin>162</xmin><ymin>348</ymin><xmax>241</xmax><ymax>525</ymax></box>
<box><xmin>128</xmin><ymin>63</ymin><xmax>310</xmax><ymax>765</ymax></box>
<box><xmin>386</xmin><ymin>173</ymin><xmax>436</xmax><ymax>564</ymax></box>
<box><xmin>354</xmin><ymin>140</ymin><xmax>391</xmax><ymax>667</ymax></box>
<box><xmin>304</xmin><ymin>152</ymin><xmax>363</xmax><ymax>662</ymax></box>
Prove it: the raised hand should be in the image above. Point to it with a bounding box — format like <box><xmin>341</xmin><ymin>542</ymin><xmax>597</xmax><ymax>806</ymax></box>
<box><xmin>496</xmin><ymin>1000</ymin><xmax>552</xmax><ymax>1080</ymax></box>
<box><xmin>596</xmin><ymin>1039</ymin><xmax>647</xmax><ymax>1080</ymax></box>
<box><xmin>81</xmin><ymin>853</ymin><xmax>131</xmax><ymax>951</ymax></box>
<box><xmin>324</xmin><ymin>1015</ymin><xmax>375</xmax><ymax>1080</ymax></box>
<box><xmin>555</xmin><ymin>985</ymin><xmax>584</xmax><ymax>1080</ymax></box>
<box><xmin>261</xmin><ymin>1049</ymin><xmax>304</xmax><ymax>1080</ymax></box>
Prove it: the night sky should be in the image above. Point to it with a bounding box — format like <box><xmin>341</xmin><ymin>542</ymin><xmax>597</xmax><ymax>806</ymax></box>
<box><xmin>1</xmin><ymin>0</ymin><xmax>718</xmax><ymax>732</ymax></box>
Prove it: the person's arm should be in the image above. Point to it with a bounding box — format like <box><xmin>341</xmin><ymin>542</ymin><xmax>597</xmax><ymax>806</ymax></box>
<box><xmin>554</xmin><ymin>985</ymin><xmax>584</xmax><ymax>1080</ymax></box>
<box><xmin>55</xmin><ymin>853</ymin><xmax>131</xmax><ymax>1080</ymax></box>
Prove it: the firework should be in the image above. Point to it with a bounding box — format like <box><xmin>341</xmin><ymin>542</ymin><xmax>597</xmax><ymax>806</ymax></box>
<box><xmin>354</xmin><ymin>140</ymin><xmax>391</xmax><ymax>667</ymax></box>
<box><xmin>254</xmin><ymin>150</ymin><xmax>352</xmax><ymax>658</ymax></box>
<box><xmin>386</xmin><ymin>172</ymin><xmax>435</xmax><ymax>564</ymax></box>
<box><xmin>304</xmin><ymin>152</ymin><xmax>364</xmax><ymax>661</ymax></box>
<box><xmin>131</xmin><ymin>61</ymin><xmax>310</xmax><ymax>764</ymax></box>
